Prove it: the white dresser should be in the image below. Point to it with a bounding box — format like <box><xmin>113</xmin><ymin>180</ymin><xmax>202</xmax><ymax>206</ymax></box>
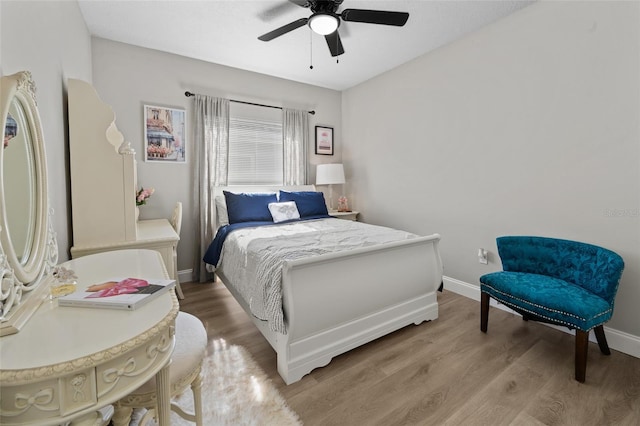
<box><xmin>67</xmin><ymin>79</ymin><xmax>178</xmax><ymax>278</ymax></box>
<box><xmin>70</xmin><ymin>219</ymin><xmax>178</xmax><ymax>281</ymax></box>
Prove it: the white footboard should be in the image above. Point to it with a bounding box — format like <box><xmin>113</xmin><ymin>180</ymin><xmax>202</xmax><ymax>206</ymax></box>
<box><xmin>275</xmin><ymin>233</ymin><xmax>442</xmax><ymax>384</ymax></box>
<box><xmin>218</xmin><ymin>234</ymin><xmax>442</xmax><ymax>384</ymax></box>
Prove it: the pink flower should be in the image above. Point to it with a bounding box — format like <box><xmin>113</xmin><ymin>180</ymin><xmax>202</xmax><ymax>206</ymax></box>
<box><xmin>136</xmin><ymin>187</ymin><xmax>155</xmax><ymax>206</ymax></box>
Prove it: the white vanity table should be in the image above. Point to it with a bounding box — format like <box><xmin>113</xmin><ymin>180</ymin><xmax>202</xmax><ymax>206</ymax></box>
<box><xmin>0</xmin><ymin>249</ymin><xmax>178</xmax><ymax>426</ymax></box>
<box><xmin>0</xmin><ymin>72</ymin><xmax>177</xmax><ymax>426</ymax></box>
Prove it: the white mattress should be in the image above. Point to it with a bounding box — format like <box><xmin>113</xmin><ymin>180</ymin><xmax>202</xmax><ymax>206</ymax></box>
<box><xmin>218</xmin><ymin>218</ymin><xmax>416</xmax><ymax>333</ymax></box>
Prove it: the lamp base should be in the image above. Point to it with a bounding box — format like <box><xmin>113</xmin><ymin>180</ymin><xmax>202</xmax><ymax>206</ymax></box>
<box><xmin>327</xmin><ymin>184</ymin><xmax>335</xmax><ymax>211</ymax></box>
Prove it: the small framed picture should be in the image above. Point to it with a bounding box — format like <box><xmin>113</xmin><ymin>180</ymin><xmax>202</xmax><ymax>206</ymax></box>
<box><xmin>315</xmin><ymin>125</ymin><xmax>333</xmax><ymax>156</ymax></box>
<box><xmin>144</xmin><ymin>105</ymin><xmax>187</xmax><ymax>163</ymax></box>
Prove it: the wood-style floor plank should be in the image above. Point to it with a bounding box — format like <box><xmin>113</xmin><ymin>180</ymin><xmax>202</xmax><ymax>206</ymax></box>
<box><xmin>178</xmin><ymin>280</ymin><xmax>640</xmax><ymax>425</ymax></box>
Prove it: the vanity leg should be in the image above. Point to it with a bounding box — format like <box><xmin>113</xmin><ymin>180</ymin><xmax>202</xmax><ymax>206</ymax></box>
<box><xmin>155</xmin><ymin>363</ymin><xmax>172</xmax><ymax>425</ymax></box>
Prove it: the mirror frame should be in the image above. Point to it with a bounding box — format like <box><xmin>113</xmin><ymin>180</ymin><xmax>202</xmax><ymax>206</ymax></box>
<box><xmin>0</xmin><ymin>71</ymin><xmax>58</xmax><ymax>336</ymax></box>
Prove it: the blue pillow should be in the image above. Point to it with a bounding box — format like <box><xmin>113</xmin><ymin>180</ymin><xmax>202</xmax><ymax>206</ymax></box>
<box><xmin>223</xmin><ymin>191</ymin><xmax>277</xmax><ymax>224</ymax></box>
<box><xmin>278</xmin><ymin>191</ymin><xmax>328</xmax><ymax>218</ymax></box>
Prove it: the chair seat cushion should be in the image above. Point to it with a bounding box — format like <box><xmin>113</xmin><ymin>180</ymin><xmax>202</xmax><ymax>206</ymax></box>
<box><xmin>480</xmin><ymin>271</ymin><xmax>612</xmax><ymax>331</ymax></box>
<box><xmin>133</xmin><ymin>311</ymin><xmax>207</xmax><ymax>394</ymax></box>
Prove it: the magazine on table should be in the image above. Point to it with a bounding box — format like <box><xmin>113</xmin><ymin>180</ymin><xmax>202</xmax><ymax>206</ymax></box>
<box><xmin>58</xmin><ymin>277</ymin><xmax>176</xmax><ymax>311</ymax></box>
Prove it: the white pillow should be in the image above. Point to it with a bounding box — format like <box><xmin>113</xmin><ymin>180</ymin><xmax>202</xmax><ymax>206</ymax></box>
<box><xmin>268</xmin><ymin>201</ymin><xmax>300</xmax><ymax>223</ymax></box>
<box><xmin>215</xmin><ymin>196</ymin><xmax>229</xmax><ymax>227</ymax></box>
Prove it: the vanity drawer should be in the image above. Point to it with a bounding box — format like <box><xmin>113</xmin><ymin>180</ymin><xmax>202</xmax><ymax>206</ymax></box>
<box><xmin>96</xmin><ymin>327</ymin><xmax>174</xmax><ymax>400</ymax></box>
<box><xmin>0</xmin><ymin>367</ymin><xmax>96</xmax><ymax>424</ymax></box>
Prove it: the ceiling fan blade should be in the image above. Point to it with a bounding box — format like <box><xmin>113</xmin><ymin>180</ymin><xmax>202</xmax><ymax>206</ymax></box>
<box><xmin>258</xmin><ymin>18</ymin><xmax>309</xmax><ymax>41</ymax></box>
<box><xmin>288</xmin><ymin>0</ymin><xmax>310</xmax><ymax>7</ymax></box>
<box><xmin>325</xmin><ymin>31</ymin><xmax>344</xmax><ymax>57</ymax></box>
<box><xmin>341</xmin><ymin>9</ymin><xmax>409</xmax><ymax>26</ymax></box>
<box><xmin>259</xmin><ymin>2</ymin><xmax>301</xmax><ymax>22</ymax></box>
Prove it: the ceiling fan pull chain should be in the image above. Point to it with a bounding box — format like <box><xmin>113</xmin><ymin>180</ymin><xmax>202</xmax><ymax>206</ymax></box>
<box><xmin>309</xmin><ymin>30</ymin><xmax>314</xmax><ymax>69</ymax></box>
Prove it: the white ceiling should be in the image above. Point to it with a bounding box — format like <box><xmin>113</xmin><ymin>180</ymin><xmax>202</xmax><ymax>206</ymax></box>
<box><xmin>78</xmin><ymin>0</ymin><xmax>534</xmax><ymax>91</ymax></box>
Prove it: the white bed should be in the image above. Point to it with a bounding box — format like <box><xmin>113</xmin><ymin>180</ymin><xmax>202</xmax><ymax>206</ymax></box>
<box><xmin>209</xmin><ymin>185</ymin><xmax>443</xmax><ymax>384</ymax></box>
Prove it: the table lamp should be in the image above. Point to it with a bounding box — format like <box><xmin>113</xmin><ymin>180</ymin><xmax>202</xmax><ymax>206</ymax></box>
<box><xmin>316</xmin><ymin>163</ymin><xmax>345</xmax><ymax>211</ymax></box>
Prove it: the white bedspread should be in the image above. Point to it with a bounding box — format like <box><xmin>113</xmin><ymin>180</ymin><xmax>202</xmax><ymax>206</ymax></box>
<box><xmin>218</xmin><ymin>218</ymin><xmax>416</xmax><ymax>333</ymax></box>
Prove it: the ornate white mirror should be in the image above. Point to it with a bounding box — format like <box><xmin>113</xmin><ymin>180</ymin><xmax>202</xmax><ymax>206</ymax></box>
<box><xmin>0</xmin><ymin>71</ymin><xmax>58</xmax><ymax>336</ymax></box>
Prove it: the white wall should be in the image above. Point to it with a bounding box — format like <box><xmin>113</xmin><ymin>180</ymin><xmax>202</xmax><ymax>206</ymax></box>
<box><xmin>90</xmin><ymin>39</ymin><xmax>342</xmax><ymax>277</ymax></box>
<box><xmin>342</xmin><ymin>1</ymin><xmax>640</xmax><ymax>338</ymax></box>
<box><xmin>1</xmin><ymin>0</ymin><xmax>93</xmax><ymax>262</ymax></box>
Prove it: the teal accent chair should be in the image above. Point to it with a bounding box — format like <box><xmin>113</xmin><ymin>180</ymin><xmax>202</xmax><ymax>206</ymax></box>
<box><xmin>480</xmin><ymin>236</ymin><xmax>624</xmax><ymax>382</ymax></box>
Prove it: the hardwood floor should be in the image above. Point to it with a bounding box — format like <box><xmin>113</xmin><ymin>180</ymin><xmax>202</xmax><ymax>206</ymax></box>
<box><xmin>178</xmin><ymin>280</ymin><xmax>640</xmax><ymax>425</ymax></box>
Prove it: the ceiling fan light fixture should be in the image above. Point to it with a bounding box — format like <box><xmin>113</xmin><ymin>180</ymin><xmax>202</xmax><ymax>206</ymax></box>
<box><xmin>308</xmin><ymin>13</ymin><xmax>339</xmax><ymax>35</ymax></box>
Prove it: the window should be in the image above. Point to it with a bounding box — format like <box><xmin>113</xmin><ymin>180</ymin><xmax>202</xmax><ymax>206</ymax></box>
<box><xmin>227</xmin><ymin>107</ymin><xmax>283</xmax><ymax>185</ymax></box>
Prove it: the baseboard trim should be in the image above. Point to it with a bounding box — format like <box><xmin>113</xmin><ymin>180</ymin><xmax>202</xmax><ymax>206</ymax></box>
<box><xmin>177</xmin><ymin>268</ymin><xmax>193</xmax><ymax>284</ymax></box>
<box><xmin>443</xmin><ymin>275</ymin><xmax>640</xmax><ymax>359</ymax></box>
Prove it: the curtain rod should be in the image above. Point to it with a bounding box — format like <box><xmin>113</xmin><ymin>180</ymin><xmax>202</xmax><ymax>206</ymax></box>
<box><xmin>184</xmin><ymin>91</ymin><xmax>315</xmax><ymax>115</ymax></box>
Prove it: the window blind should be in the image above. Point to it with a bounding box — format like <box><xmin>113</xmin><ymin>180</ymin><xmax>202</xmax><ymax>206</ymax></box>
<box><xmin>227</xmin><ymin>117</ymin><xmax>284</xmax><ymax>185</ymax></box>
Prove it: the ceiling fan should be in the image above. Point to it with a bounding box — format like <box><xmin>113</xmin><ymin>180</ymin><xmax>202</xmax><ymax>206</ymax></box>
<box><xmin>258</xmin><ymin>0</ymin><xmax>410</xmax><ymax>57</ymax></box>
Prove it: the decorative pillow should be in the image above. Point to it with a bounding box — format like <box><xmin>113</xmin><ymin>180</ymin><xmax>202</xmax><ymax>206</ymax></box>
<box><xmin>278</xmin><ymin>191</ymin><xmax>328</xmax><ymax>218</ymax></box>
<box><xmin>215</xmin><ymin>196</ymin><xmax>229</xmax><ymax>227</ymax></box>
<box><xmin>223</xmin><ymin>191</ymin><xmax>277</xmax><ymax>224</ymax></box>
<box><xmin>268</xmin><ymin>201</ymin><xmax>301</xmax><ymax>223</ymax></box>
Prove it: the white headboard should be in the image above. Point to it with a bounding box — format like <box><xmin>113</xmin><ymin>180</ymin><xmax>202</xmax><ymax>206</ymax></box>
<box><xmin>212</xmin><ymin>185</ymin><xmax>318</xmax><ymax>232</ymax></box>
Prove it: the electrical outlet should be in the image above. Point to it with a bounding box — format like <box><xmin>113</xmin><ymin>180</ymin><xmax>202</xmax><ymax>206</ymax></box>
<box><xmin>478</xmin><ymin>248</ymin><xmax>488</xmax><ymax>264</ymax></box>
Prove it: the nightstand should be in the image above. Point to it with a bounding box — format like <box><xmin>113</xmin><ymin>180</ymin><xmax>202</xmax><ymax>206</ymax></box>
<box><xmin>329</xmin><ymin>211</ymin><xmax>359</xmax><ymax>221</ymax></box>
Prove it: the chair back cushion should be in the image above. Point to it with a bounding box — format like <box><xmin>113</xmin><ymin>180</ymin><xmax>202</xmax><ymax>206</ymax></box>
<box><xmin>496</xmin><ymin>236</ymin><xmax>624</xmax><ymax>304</ymax></box>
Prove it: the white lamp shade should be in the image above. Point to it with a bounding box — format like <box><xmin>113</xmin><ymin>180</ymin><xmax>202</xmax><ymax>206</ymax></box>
<box><xmin>316</xmin><ymin>163</ymin><xmax>345</xmax><ymax>185</ymax></box>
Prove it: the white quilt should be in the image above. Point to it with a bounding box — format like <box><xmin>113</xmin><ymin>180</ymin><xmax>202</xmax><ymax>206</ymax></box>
<box><xmin>218</xmin><ymin>218</ymin><xmax>416</xmax><ymax>333</ymax></box>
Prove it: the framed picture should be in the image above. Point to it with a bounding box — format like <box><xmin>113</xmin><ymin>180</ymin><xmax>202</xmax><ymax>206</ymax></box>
<box><xmin>315</xmin><ymin>125</ymin><xmax>333</xmax><ymax>156</ymax></box>
<box><xmin>144</xmin><ymin>105</ymin><xmax>186</xmax><ymax>163</ymax></box>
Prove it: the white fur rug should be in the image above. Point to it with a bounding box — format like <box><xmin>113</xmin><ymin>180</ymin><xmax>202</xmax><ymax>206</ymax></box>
<box><xmin>130</xmin><ymin>340</ymin><xmax>302</xmax><ymax>426</ymax></box>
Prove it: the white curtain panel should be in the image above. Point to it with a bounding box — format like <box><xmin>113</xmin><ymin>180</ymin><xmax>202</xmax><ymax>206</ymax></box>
<box><xmin>193</xmin><ymin>95</ymin><xmax>230</xmax><ymax>282</ymax></box>
<box><xmin>282</xmin><ymin>108</ymin><xmax>308</xmax><ymax>185</ymax></box>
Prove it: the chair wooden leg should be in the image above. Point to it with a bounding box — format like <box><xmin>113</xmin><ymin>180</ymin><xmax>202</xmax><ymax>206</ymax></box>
<box><xmin>593</xmin><ymin>325</ymin><xmax>611</xmax><ymax>355</ymax></box>
<box><xmin>192</xmin><ymin>372</ymin><xmax>203</xmax><ymax>426</ymax></box>
<box><xmin>480</xmin><ymin>292</ymin><xmax>490</xmax><ymax>333</ymax></box>
<box><xmin>575</xmin><ymin>329</ymin><xmax>589</xmax><ymax>383</ymax></box>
